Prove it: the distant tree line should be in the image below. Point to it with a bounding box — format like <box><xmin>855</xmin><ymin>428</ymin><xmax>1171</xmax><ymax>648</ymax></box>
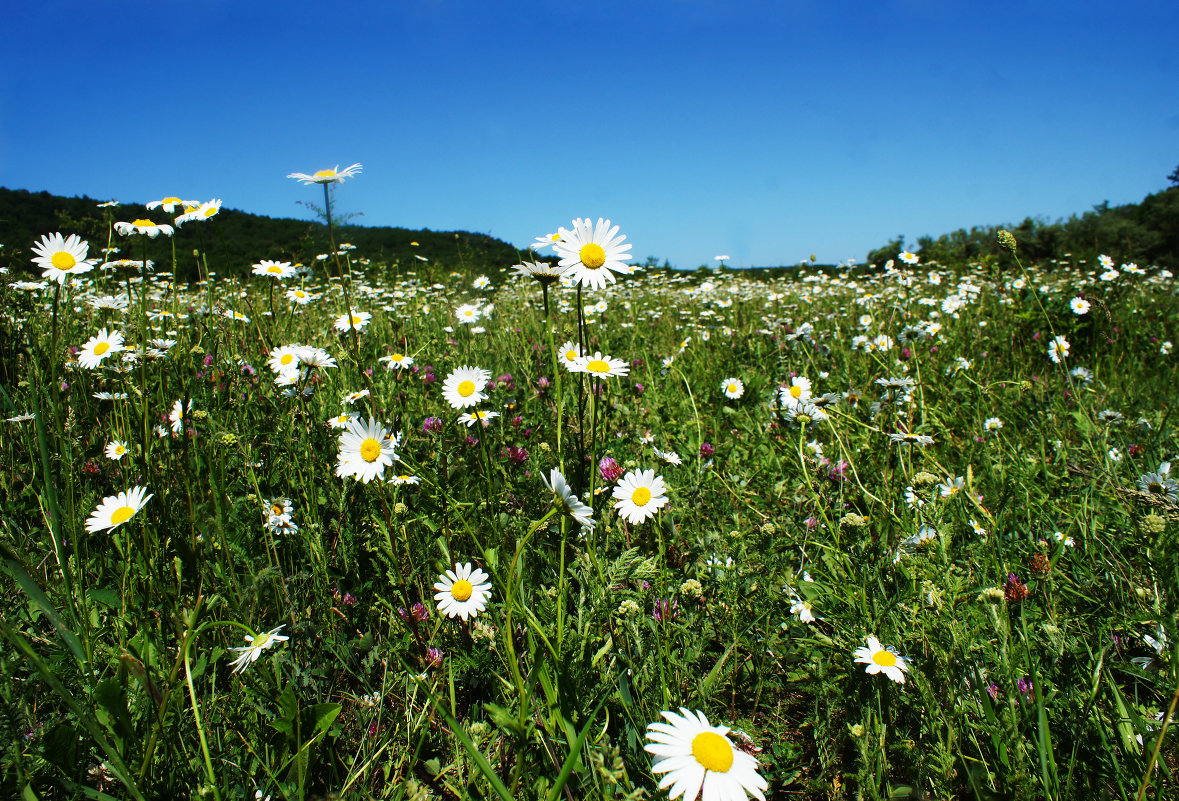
<box><xmin>866</xmin><ymin>170</ymin><xmax>1179</xmax><ymax>268</ymax></box>
<box><xmin>0</xmin><ymin>187</ymin><xmax>522</xmax><ymax>282</ymax></box>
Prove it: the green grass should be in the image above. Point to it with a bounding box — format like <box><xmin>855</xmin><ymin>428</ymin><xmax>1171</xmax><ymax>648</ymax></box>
<box><xmin>0</xmin><ymin>218</ymin><xmax>1177</xmax><ymax>801</ymax></box>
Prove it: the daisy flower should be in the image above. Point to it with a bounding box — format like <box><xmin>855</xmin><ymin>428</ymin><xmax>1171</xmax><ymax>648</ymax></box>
<box><xmin>613</xmin><ymin>469</ymin><xmax>669</xmax><ymax>525</ymax></box>
<box><xmin>286</xmin><ymin>287</ymin><xmax>316</xmax><ymax>305</ymax></box>
<box><xmin>227</xmin><ymin>625</ymin><xmax>289</xmax><ymax>674</ymax></box>
<box><xmin>544</xmin><ymin>468</ymin><xmax>595</xmax><ymax>531</ymax></box>
<box><xmin>530</xmin><ymin>230</ymin><xmax>566</xmax><ymax>251</ymax></box>
<box><xmin>573</xmin><ymin>351</ymin><xmax>630</xmax><ymax>378</ymax></box>
<box><xmin>513</xmin><ymin>260</ymin><xmax>568</xmax><ymax>285</ymax></box>
<box><xmin>654</xmin><ymin>447</ymin><xmax>683</xmax><ymax>466</ymax></box>
<box><xmin>458</xmin><ymin>410</ymin><xmax>500</xmax><ymax>427</ymax></box>
<box><xmin>898</xmin><ymin>250</ymin><xmax>919</xmax><ymax>265</ymax></box>
<box><xmin>889</xmin><ymin>432</ymin><xmax>934</xmax><ymax>447</ymax></box>
<box><xmin>268</xmin><ymin>344</ymin><xmax>303</xmax><ymax>374</ymax></box>
<box><xmin>472</xmin><ymin>275</ymin><xmax>491</xmax><ymax>289</ymax></box>
<box><xmin>721</xmin><ymin>378</ymin><xmax>744</xmax><ymax>399</ymax></box>
<box><xmin>553</xmin><ymin>217</ymin><xmax>634</xmax><ymax>290</ymax></box>
<box><xmin>433</xmin><ymin>562</ymin><xmax>492</xmax><ymax>622</ymax></box>
<box><xmin>335</xmin><ymin>418</ymin><xmax>400</xmax><ymax>483</ymax></box>
<box><xmin>114</xmin><ymin>219</ymin><xmax>174</xmax><ymax>238</ymax></box>
<box><xmin>342</xmin><ymin>389</ymin><xmax>370</xmax><ymax>405</ymax></box>
<box><xmin>442</xmin><ymin>366</ymin><xmax>491</xmax><ymax>409</ymax></box>
<box><xmin>31</xmin><ymin>233</ymin><xmax>95</xmax><ymax>283</ymax></box>
<box><xmin>78</xmin><ymin>329</ymin><xmax>125</xmax><ymax>369</ymax></box>
<box><xmin>984</xmin><ymin>417</ymin><xmax>1003</xmax><ymax>433</ymax></box>
<box><xmin>169</xmin><ymin>399</ymin><xmax>191</xmax><ymax>434</ymax></box>
<box><xmin>1047</xmin><ymin>335</ymin><xmax>1070</xmax><ymax>364</ymax></box>
<box><xmin>379</xmin><ymin>352</ymin><xmax>414</xmax><ymax>370</ymax></box>
<box><xmin>174</xmin><ymin>198</ymin><xmax>222</xmax><ymax>225</ymax></box>
<box><xmin>644</xmin><ymin>708</ymin><xmax>767</xmax><ymax>801</ymax></box>
<box><xmin>85</xmin><ymin>486</ymin><xmax>153</xmax><ymax>533</ymax></box>
<box><xmin>334</xmin><ymin>310</ymin><xmax>371</xmax><ymax>332</ymax></box>
<box><xmin>389</xmin><ymin>474</ymin><xmax>421</xmax><ymax>485</ymax></box>
<box><xmin>779</xmin><ymin>377</ymin><xmax>812</xmax><ymax>408</ymax></box>
<box><xmin>287</xmin><ymin>163</ymin><xmax>363</xmax><ymax>184</ymax></box>
<box><xmin>557</xmin><ymin>341</ymin><xmax>582</xmax><ymax>371</ymax></box>
<box><xmin>1070</xmin><ymin>297</ymin><xmax>1090</xmax><ymax>315</ymax></box>
<box><xmin>327</xmin><ymin>411</ymin><xmax>361</xmax><ymax>430</ymax></box>
<box><xmin>252</xmin><ymin>260</ymin><xmax>296</xmax><ymax>279</ymax></box>
<box><xmin>789</xmin><ymin>596</ymin><xmax>818</xmax><ymax>624</ymax></box>
<box><xmin>853</xmin><ymin>636</ymin><xmax>910</xmax><ymax>684</ymax></box>
<box><xmin>969</xmin><ymin>518</ymin><xmax>988</xmax><ymax>537</ymax></box>
<box><xmin>455</xmin><ymin>304</ymin><xmax>482</xmax><ymax>324</ymax></box>
<box><xmin>105</xmin><ymin>440</ymin><xmax>128</xmax><ymax>461</ymax></box>
<box><xmin>145</xmin><ymin>196</ymin><xmax>197</xmax><ymax>213</ymax></box>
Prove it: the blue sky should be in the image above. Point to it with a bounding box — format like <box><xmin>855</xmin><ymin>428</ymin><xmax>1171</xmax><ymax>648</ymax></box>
<box><xmin>2</xmin><ymin>0</ymin><xmax>1176</xmax><ymax>267</ymax></box>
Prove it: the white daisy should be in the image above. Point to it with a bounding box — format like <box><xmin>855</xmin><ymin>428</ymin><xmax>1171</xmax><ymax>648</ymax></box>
<box><xmin>335</xmin><ymin>418</ymin><xmax>400</xmax><ymax>483</ymax></box>
<box><xmin>1070</xmin><ymin>297</ymin><xmax>1090</xmax><ymax>315</ymax></box>
<box><xmin>78</xmin><ymin>329</ymin><xmax>125</xmax><ymax>369</ymax></box>
<box><xmin>557</xmin><ymin>341</ymin><xmax>582</xmax><ymax>371</ymax></box>
<box><xmin>644</xmin><ymin>708</ymin><xmax>767</xmax><ymax>801</ymax></box>
<box><xmin>286</xmin><ymin>287</ymin><xmax>316</xmax><ymax>305</ymax></box>
<box><xmin>334</xmin><ymin>310</ymin><xmax>371</xmax><ymax>332</ymax></box>
<box><xmin>252</xmin><ymin>260</ymin><xmax>296</xmax><ymax>279</ymax></box>
<box><xmin>287</xmin><ymin>163</ymin><xmax>363</xmax><ymax>184</ymax></box>
<box><xmin>169</xmin><ymin>399</ymin><xmax>191</xmax><ymax>434</ymax></box>
<box><xmin>455</xmin><ymin>303</ymin><xmax>482</xmax><ymax>324</ymax></box>
<box><xmin>145</xmin><ymin>196</ymin><xmax>197</xmax><ymax>213</ymax></box>
<box><xmin>612</xmin><ymin>469</ymin><xmax>669</xmax><ymax>525</ymax></box>
<box><xmin>1048</xmin><ymin>335</ymin><xmax>1070</xmax><ymax>364</ymax></box>
<box><xmin>544</xmin><ymin>468</ymin><xmax>595</xmax><ymax>531</ymax></box>
<box><xmin>433</xmin><ymin>562</ymin><xmax>492</xmax><ymax>622</ymax></box>
<box><xmin>779</xmin><ymin>377</ymin><xmax>812</xmax><ymax>408</ymax></box>
<box><xmin>379</xmin><ymin>352</ymin><xmax>414</xmax><ymax>370</ymax></box>
<box><xmin>442</xmin><ymin>366</ymin><xmax>491</xmax><ymax>409</ymax></box>
<box><xmin>553</xmin><ymin>217</ymin><xmax>634</xmax><ymax>290</ymax></box>
<box><xmin>853</xmin><ymin>636</ymin><xmax>909</xmax><ymax>684</ymax></box>
<box><xmin>227</xmin><ymin>625</ymin><xmax>289</xmax><ymax>674</ymax></box>
<box><xmin>104</xmin><ymin>440</ymin><xmax>129</xmax><ymax>461</ymax></box>
<box><xmin>457</xmin><ymin>410</ymin><xmax>500</xmax><ymax>427</ymax></box>
<box><xmin>572</xmin><ymin>351</ymin><xmax>630</xmax><ymax>378</ymax></box>
<box><xmin>86</xmin><ymin>486</ymin><xmax>153</xmax><ymax>533</ymax></box>
<box><xmin>31</xmin><ymin>232</ymin><xmax>95</xmax><ymax>283</ymax></box>
<box><xmin>721</xmin><ymin>378</ymin><xmax>744</xmax><ymax>399</ymax></box>
<box><xmin>268</xmin><ymin>344</ymin><xmax>303</xmax><ymax>374</ymax></box>
<box><xmin>174</xmin><ymin>198</ymin><xmax>222</xmax><ymax>225</ymax></box>
<box><xmin>114</xmin><ymin>219</ymin><xmax>174</xmax><ymax>238</ymax></box>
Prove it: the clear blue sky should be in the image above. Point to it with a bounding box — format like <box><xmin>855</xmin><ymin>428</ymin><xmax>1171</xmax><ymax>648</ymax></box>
<box><xmin>2</xmin><ymin>0</ymin><xmax>1176</xmax><ymax>268</ymax></box>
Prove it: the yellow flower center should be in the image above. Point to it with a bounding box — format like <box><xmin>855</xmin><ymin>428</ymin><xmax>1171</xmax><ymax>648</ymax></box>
<box><xmin>131</xmin><ymin>218</ymin><xmax>155</xmax><ymax>227</ymax></box>
<box><xmin>350</xmin><ymin>315</ymin><xmax>363</xmax><ymax>324</ymax></box>
<box><xmin>110</xmin><ymin>506</ymin><xmax>135</xmax><ymax>526</ymax></box>
<box><xmin>580</xmin><ymin>243</ymin><xmax>606</xmax><ymax>269</ymax></box>
<box><xmin>632</xmin><ymin>487</ymin><xmax>652</xmax><ymax>507</ymax></box>
<box><xmin>872</xmin><ymin>650</ymin><xmax>897</xmax><ymax>668</ymax></box>
<box><xmin>313</xmin><ymin>169</ymin><xmax>337</xmax><ymax>178</ymax></box>
<box><xmin>727</xmin><ymin>384</ymin><xmax>738</xmax><ymax>393</ymax></box>
<box><xmin>360</xmin><ymin>438</ymin><xmax>382</xmax><ymax>463</ymax></box>
<box><xmin>202</xmin><ymin>206</ymin><xmax>218</xmax><ymax>218</ymax></box>
<box><xmin>586</xmin><ymin>359</ymin><xmax>611</xmax><ymax>373</ymax></box>
<box><xmin>94</xmin><ymin>342</ymin><xmax>110</xmax><ymax>356</ymax></box>
<box><xmin>565</xmin><ymin>350</ymin><xmax>578</xmax><ymax>362</ymax></box>
<box><xmin>271</xmin><ymin>504</ymin><xmax>284</xmax><ymax>516</ymax></box>
<box><xmin>162</xmin><ymin>197</ymin><xmax>180</xmax><ymax>205</ymax></box>
<box><xmin>690</xmin><ymin>731</ymin><xmax>733</xmax><ymax>773</ymax></box>
<box><xmin>266</xmin><ymin>265</ymin><xmax>283</xmax><ymax>273</ymax></box>
<box><xmin>391</xmin><ymin>353</ymin><xmax>404</xmax><ymax>361</ymax></box>
<box><xmin>458</xmin><ymin>380</ymin><xmax>476</xmax><ymax>397</ymax></box>
<box><xmin>280</xmin><ymin>354</ymin><xmax>294</xmax><ymax>365</ymax></box>
<box><xmin>51</xmin><ymin>251</ymin><xmax>77</xmax><ymax>270</ymax></box>
<box><xmin>115</xmin><ymin>445</ymin><xmax>125</xmax><ymax>455</ymax></box>
<box><xmin>790</xmin><ymin>385</ymin><xmax>803</xmax><ymax>398</ymax></box>
<box><xmin>451</xmin><ymin>579</ymin><xmax>473</xmax><ymax>601</ymax></box>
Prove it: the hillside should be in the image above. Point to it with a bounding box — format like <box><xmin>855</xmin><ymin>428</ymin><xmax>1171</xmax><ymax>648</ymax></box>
<box><xmin>0</xmin><ymin>186</ymin><xmax>523</xmax><ymax>281</ymax></box>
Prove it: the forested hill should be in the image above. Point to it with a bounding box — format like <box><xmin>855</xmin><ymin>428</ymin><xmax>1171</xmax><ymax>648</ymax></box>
<box><xmin>866</xmin><ymin>177</ymin><xmax>1179</xmax><ymax>268</ymax></box>
<box><xmin>0</xmin><ymin>186</ymin><xmax>523</xmax><ymax>280</ymax></box>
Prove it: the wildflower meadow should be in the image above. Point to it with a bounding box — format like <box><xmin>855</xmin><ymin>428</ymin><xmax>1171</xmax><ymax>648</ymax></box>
<box><xmin>1</xmin><ymin>168</ymin><xmax>1178</xmax><ymax>801</ymax></box>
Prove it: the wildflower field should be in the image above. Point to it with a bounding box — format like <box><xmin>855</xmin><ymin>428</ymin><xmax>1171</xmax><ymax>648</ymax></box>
<box><xmin>2</xmin><ymin>173</ymin><xmax>1178</xmax><ymax>801</ymax></box>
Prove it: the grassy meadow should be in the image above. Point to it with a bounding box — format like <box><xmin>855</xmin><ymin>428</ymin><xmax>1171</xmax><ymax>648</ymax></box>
<box><xmin>1</xmin><ymin>192</ymin><xmax>1178</xmax><ymax>801</ymax></box>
